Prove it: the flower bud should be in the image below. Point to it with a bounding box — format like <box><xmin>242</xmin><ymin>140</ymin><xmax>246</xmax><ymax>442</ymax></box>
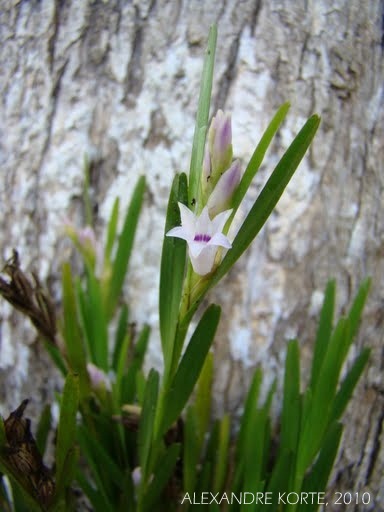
<box><xmin>87</xmin><ymin>362</ymin><xmax>111</xmax><ymax>392</ymax></box>
<box><xmin>207</xmin><ymin>159</ymin><xmax>241</xmax><ymax>218</ymax></box>
<box><xmin>207</xmin><ymin>110</ymin><xmax>233</xmax><ymax>187</ymax></box>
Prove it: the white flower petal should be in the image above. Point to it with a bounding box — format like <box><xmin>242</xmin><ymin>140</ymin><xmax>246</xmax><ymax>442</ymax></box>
<box><xmin>187</xmin><ymin>240</ymin><xmax>206</xmax><ymax>258</ymax></box>
<box><xmin>211</xmin><ymin>208</ymin><xmax>233</xmax><ymax>232</ymax></box>
<box><xmin>195</xmin><ymin>206</ymin><xmax>211</xmax><ymax>234</ymax></box>
<box><xmin>190</xmin><ymin>245</ymin><xmax>218</xmax><ymax>275</ymax></box>
<box><xmin>178</xmin><ymin>202</ymin><xmax>197</xmax><ymax>235</ymax></box>
<box><xmin>166</xmin><ymin>226</ymin><xmax>191</xmax><ymax>241</ymax></box>
<box><xmin>209</xmin><ymin>232</ymin><xmax>232</xmax><ymax>249</ymax></box>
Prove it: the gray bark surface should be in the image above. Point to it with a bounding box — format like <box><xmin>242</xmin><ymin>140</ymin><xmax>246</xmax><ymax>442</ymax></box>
<box><xmin>1</xmin><ymin>0</ymin><xmax>383</xmax><ymax>509</ymax></box>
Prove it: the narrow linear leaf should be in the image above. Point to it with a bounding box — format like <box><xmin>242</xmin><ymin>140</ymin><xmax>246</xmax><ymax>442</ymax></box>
<box><xmin>236</xmin><ymin>367</ymin><xmax>262</xmax><ymax>462</ymax></box>
<box><xmin>159</xmin><ymin>173</ymin><xmax>188</xmax><ymax>363</ymax></box>
<box><xmin>232</xmin><ymin>101</ymin><xmax>290</xmax><ymax>213</ymax></box>
<box><xmin>75</xmin><ymin>280</ymin><xmax>93</xmax><ymax>360</ymax></box>
<box><xmin>347</xmin><ymin>277</ymin><xmax>371</xmax><ymax>342</ymax></box>
<box><xmin>159</xmin><ymin>304</ymin><xmax>221</xmax><ymax>437</ymax></box>
<box><xmin>298</xmin><ymin>318</ymin><xmax>348</xmax><ymax>473</ymax></box>
<box><xmin>142</xmin><ymin>443</ymin><xmax>180</xmax><ymax>512</ymax></box>
<box><xmin>112</xmin><ymin>303</ymin><xmax>129</xmax><ymax>371</ymax></box>
<box><xmin>266</xmin><ymin>451</ymin><xmax>294</xmax><ymax>511</ymax></box>
<box><xmin>121</xmin><ymin>323</ymin><xmax>151</xmax><ymax>402</ymax></box>
<box><xmin>107</xmin><ymin>175</ymin><xmax>146</xmax><ymax>318</ymax></box>
<box><xmin>86</xmin><ymin>271</ymin><xmax>108</xmax><ymax>370</ymax></box>
<box><xmin>213</xmin><ymin>414</ymin><xmax>230</xmax><ymax>493</ymax></box>
<box><xmin>54</xmin><ymin>445</ymin><xmax>79</xmax><ymax>501</ymax></box>
<box><xmin>77</xmin><ymin>426</ymin><xmax>124</xmax><ymax>488</ymax></box>
<box><xmin>331</xmin><ymin>347</ymin><xmax>371</xmax><ymax>421</ymax></box>
<box><xmin>310</xmin><ymin>280</ymin><xmax>336</xmax><ymax>389</ymax></box>
<box><xmin>200</xmin><ymin>420</ymin><xmax>219</xmax><ymax>490</ymax></box>
<box><xmin>139</xmin><ymin>369</ymin><xmax>159</xmax><ymax>479</ymax></box>
<box><xmin>299</xmin><ymin>422</ymin><xmax>343</xmax><ymax>512</ymax></box>
<box><xmin>189</xmin><ymin>24</ymin><xmax>217</xmax><ymax>206</ymax></box>
<box><xmin>55</xmin><ymin>373</ymin><xmax>79</xmax><ymax>489</ymax></box>
<box><xmin>183</xmin><ymin>406</ymin><xmax>199</xmax><ymax>494</ymax></box>
<box><xmin>242</xmin><ymin>380</ymin><xmax>276</xmax><ymax>498</ymax></box>
<box><xmin>280</xmin><ymin>340</ymin><xmax>301</xmax><ymax>458</ymax></box>
<box><xmin>195</xmin><ymin>351</ymin><xmax>214</xmax><ymax>448</ymax></box>
<box><xmin>43</xmin><ymin>339</ymin><xmax>67</xmax><ymax>376</ymax></box>
<box><xmin>35</xmin><ymin>403</ymin><xmax>52</xmax><ymax>455</ymax></box>
<box><xmin>75</xmin><ymin>467</ymin><xmax>114</xmax><ymax>512</ymax></box>
<box><xmin>104</xmin><ymin>197</ymin><xmax>120</xmax><ymax>265</ymax></box>
<box><xmin>83</xmin><ymin>154</ymin><xmax>93</xmax><ymax>226</ymax></box>
<box><xmin>62</xmin><ymin>264</ymin><xmax>88</xmax><ymax>394</ymax></box>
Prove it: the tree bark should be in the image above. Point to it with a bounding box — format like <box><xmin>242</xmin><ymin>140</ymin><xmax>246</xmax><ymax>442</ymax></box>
<box><xmin>1</xmin><ymin>0</ymin><xmax>383</xmax><ymax>509</ymax></box>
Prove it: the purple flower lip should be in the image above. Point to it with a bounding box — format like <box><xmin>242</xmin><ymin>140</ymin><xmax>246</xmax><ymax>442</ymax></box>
<box><xmin>194</xmin><ymin>233</ymin><xmax>212</xmax><ymax>242</ymax></box>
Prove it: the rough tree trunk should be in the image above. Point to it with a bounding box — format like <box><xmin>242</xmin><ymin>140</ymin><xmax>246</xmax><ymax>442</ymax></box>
<box><xmin>1</xmin><ymin>0</ymin><xmax>383</xmax><ymax>509</ymax></box>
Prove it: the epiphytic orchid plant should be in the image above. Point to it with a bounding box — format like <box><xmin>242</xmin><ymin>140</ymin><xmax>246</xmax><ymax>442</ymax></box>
<box><xmin>0</xmin><ymin>26</ymin><xmax>371</xmax><ymax>512</ymax></box>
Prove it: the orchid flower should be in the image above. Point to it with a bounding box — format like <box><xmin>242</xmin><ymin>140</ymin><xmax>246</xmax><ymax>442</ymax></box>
<box><xmin>166</xmin><ymin>203</ymin><xmax>232</xmax><ymax>276</ymax></box>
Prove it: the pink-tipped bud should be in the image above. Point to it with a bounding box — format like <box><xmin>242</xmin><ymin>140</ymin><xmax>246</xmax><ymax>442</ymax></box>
<box><xmin>207</xmin><ymin>110</ymin><xmax>233</xmax><ymax>186</ymax></box>
<box><xmin>87</xmin><ymin>363</ymin><xmax>111</xmax><ymax>392</ymax></box>
<box><xmin>207</xmin><ymin>159</ymin><xmax>241</xmax><ymax>218</ymax></box>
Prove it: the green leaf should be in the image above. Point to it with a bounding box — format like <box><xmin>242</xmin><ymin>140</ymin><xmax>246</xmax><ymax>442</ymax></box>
<box><xmin>62</xmin><ymin>264</ymin><xmax>88</xmax><ymax>396</ymax></box>
<box><xmin>159</xmin><ymin>173</ymin><xmax>188</xmax><ymax>368</ymax></box>
<box><xmin>75</xmin><ymin>280</ymin><xmax>93</xmax><ymax>359</ymax></box>
<box><xmin>139</xmin><ymin>369</ymin><xmax>159</xmax><ymax>480</ymax></box>
<box><xmin>104</xmin><ymin>197</ymin><xmax>120</xmax><ymax>265</ymax></box>
<box><xmin>54</xmin><ymin>446</ymin><xmax>79</xmax><ymax>503</ymax></box>
<box><xmin>114</xmin><ymin>332</ymin><xmax>132</xmax><ymax>405</ymax></box>
<box><xmin>77</xmin><ymin>426</ymin><xmax>124</xmax><ymax>489</ymax></box>
<box><xmin>235</xmin><ymin>368</ymin><xmax>262</xmax><ymax>463</ymax></box>
<box><xmin>83</xmin><ymin>155</ymin><xmax>93</xmax><ymax>226</ymax></box>
<box><xmin>121</xmin><ymin>324</ymin><xmax>150</xmax><ymax>404</ymax></box>
<box><xmin>106</xmin><ymin>175</ymin><xmax>146</xmax><ymax>318</ymax></box>
<box><xmin>310</xmin><ymin>280</ymin><xmax>336</xmax><ymax>389</ymax></box>
<box><xmin>75</xmin><ymin>466</ymin><xmax>114</xmax><ymax>512</ymax></box>
<box><xmin>331</xmin><ymin>347</ymin><xmax>370</xmax><ymax>421</ymax></box>
<box><xmin>43</xmin><ymin>339</ymin><xmax>67</xmax><ymax>376</ymax></box>
<box><xmin>194</xmin><ymin>351</ymin><xmax>214</xmax><ymax>448</ymax></box>
<box><xmin>183</xmin><ymin>406</ymin><xmax>199</xmax><ymax>494</ymax></box>
<box><xmin>35</xmin><ymin>403</ymin><xmax>52</xmax><ymax>456</ymax></box>
<box><xmin>188</xmin><ymin>25</ymin><xmax>217</xmax><ymax>207</ymax></box>
<box><xmin>213</xmin><ymin>414</ymin><xmax>230</xmax><ymax>493</ymax></box>
<box><xmin>297</xmin><ymin>318</ymin><xmax>348</xmax><ymax>474</ymax></box>
<box><xmin>347</xmin><ymin>277</ymin><xmax>371</xmax><ymax>342</ymax></box>
<box><xmin>86</xmin><ymin>270</ymin><xmax>109</xmax><ymax>371</ymax></box>
<box><xmin>266</xmin><ymin>451</ymin><xmax>294</xmax><ymax>510</ymax></box>
<box><xmin>299</xmin><ymin>422</ymin><xmax>343</xmax><ymax>512</ymax></box>
<box><xmin>279</xmin><ymin>340</ymin><xmax>301</xmax><ymax>470</ymax></box>
<box><xmin>112</xmin><ymin>304</ymin><xmax>129</xmax><ymax>371</ymax></box>
<box><xmin>142</xmin><ymin>443</ymin><xmax>180</xmax><ymax>512</ymax></box>
<box><xmin>242</xmin><ymin>381</ymin><xmax>276</xmax><ymax>501</ymax></box>
<box><xmin>55</xmin><ymin>373</ymin><xmax>80</xmax><ymax>494</ymax></box>
<box><xmin>159</xmin><ymin>304</ymin><xmax>221</xmax><ymax>437</ymax></box>
<box><xmin>232</xmin><ymin>102</ymin><xmax>290</xmax><ymax>214</ymax></box>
